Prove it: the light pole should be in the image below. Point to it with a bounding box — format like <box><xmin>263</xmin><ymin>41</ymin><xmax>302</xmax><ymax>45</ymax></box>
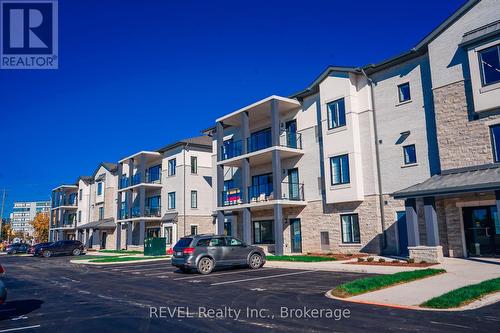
<box><xmin>0</xmin><ymin>188</ymin><xmax>6</xmax><ymax>240</ymax></box>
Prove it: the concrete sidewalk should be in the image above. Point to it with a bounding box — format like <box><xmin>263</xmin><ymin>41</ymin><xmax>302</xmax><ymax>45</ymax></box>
<box><xmin>347</xmin><ymin>257</ymin><xmax>500</xmax><ymax>307</ymax></box>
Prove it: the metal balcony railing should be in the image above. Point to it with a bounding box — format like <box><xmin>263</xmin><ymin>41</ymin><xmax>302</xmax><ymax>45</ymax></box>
<box><xmin>119</xmin><ymin>176</ymin><xmax>129</xmax><ymax>189</ymax></box>
<box><xmin>281</xmin><ymin>182</ymin><xmax>305</xmax><ymax>201</ymax></box>
<box><xmin>145</xmin><ymin>206</ymin><xmax>161</xmax><ymax>217</ymax></box>
<box><xmin>248</xmin><ymin>183</ymin><xmax>273</xmax><ymax>202</ymax></box>
<box><xmin>247</xmin><ymin>130</ymin><xmax>272</xmax><ymax>153</ymax></box>
<box><xmin>146</xmin><ymin>170</ymin><xmax>161</xmax><ymax>184</ymax></box>
<box><xmin>279</xmin><ymin>131</ymin><xmax>302</xmax><ymax>149</ymax></box>
<box><xmin>222</xmin><ymin>188</ymin><xmax>242</xmax><ymax>206</ymax></box>
<box><xmin>131</xmin><ymin>173</ymin><xmax>142</xmax><ymax>186</ymax></box>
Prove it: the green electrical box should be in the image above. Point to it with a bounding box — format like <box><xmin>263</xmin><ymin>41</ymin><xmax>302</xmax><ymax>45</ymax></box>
<box><xmin>144</xmin><ymin>237</ymin><xmax>167</xmax><ymax>256</ymax></box>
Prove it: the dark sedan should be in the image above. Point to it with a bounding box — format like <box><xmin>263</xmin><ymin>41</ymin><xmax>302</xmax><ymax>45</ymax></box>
<box><xmin>28</xmin><ymin>242</ymin><xmax>53</xmax><ymax>254</ymax></box>
<box><xmin>35</xmin><ymin>240</ymin><xmax>85</xmax><ymax>258</ymax></box>
<box><xmin>6</xmin><ymin>243</ymin><xmax>30</xmax><ymax>254</ymax></box>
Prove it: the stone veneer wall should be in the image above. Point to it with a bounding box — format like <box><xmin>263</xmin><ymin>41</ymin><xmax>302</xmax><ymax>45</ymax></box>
<box><xmin>181</xmin><ymin>215</ymin><xmax>215</xmax><ymax>237</ymax></box>
<box><xmin>434</xmin><ymin>80</ymin><xmax>500</xmax><ymax>170</ymax></box>
<box><xmin>380</xmin><ymin>195</ymin><xmax>405</xmax><ymax>255</ymax></box>
<box><xmin>248</xmin><ymin>195</ymin><xmax>382</xmax><ymax>255</ymax></box>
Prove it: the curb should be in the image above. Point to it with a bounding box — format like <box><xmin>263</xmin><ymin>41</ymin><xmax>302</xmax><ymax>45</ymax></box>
<box><xmin>70</xmin><ymin>257</ymin><xmax>171</xmax><ymax>265</ymax></box>
<box><xmin>324</xmin><ymin>289</ymin><xmax>500</xmax><ymax>312</ymax></box>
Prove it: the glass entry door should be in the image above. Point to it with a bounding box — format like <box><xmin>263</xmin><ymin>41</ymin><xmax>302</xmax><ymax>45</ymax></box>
<box><xmin>463</xmin><ymin>206</ymin><xmax>500</xmax><ymax>256</ymax></box>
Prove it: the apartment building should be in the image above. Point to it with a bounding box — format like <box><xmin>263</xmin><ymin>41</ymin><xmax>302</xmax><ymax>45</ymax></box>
<box><xmin>11</xmin><ymin>201</ymin><xmax>50</xmax><ymax>236</ymax></box>
<box><xmin>75</xmin><ymin>163</ymin><xmax>118</xmax><ymax>250</ymax></box>
<box><xmin>116</xmin><ymin>136</ymin><xmax>213</xmax><ymax>250</ymax></box>
<box><xmin>208</xmin><ymin>0</ymin><xmax>499</xmax><ymax>260</ymax></box>
<box><xmin>50</xmin><ymin>185</ymin><xmax>78</xmax><ymax>241</ymax></box>
<box><xmin>394</xmin><ymin>0</ymin><xmax>500</xmax><ymax>259</ymax></box>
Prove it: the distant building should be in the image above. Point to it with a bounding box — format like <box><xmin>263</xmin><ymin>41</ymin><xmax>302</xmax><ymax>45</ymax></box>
<box><xmin>11</xmin><ymin>201</ymin><xmax>50</xmax><ymax>236</ymax></box>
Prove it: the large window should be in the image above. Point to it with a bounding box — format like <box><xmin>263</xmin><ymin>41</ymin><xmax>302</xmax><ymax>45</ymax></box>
<box><xmin>341</xmin><ymin>214</ymin><xmax>360</xmax><ymax>244</ymax></box>
<box><xmin>97</xmin><ymin>182</ymin><xmax>103</xmax><ymax>196</ymax></box>
<box><xmin>78</xmin><ymin>211</ymin><xmax>81</xmax><ymax>223</ymax></box>
<box><xmin>403</xmin><ymin>144</ymin><xmax>417</xmax><ymax>165</ymax></box>
<box><xmin>398</xmin><ymin>82</ymin><xmax>411</xmax><ymax>102</ymax></box>
<box><xmin>79</xmin><ymin>189</ymin><xmax>82</xmax><ymax>201</ymax></box>
<box><xmin>168</xmin><ymin>192</ymin><xmax>176</xmax><ymax>210</ymax></box>
<box><xmin>148</xmin><ymin>165</ymin><xmax>161</xmax><ymax>183</ymax></box>
<box><xmin>327</xmin><ymin>98</ymin><xmax>346</xmax><ymax>129</ymax></box>
<box><xmin>168</xmin><ymin>158</ymin><xmax>176</xmax><ymax>176</ymax></box>
<box><xmin>190</xmin><ymin>225</ymin><xmax>198</xmax><ymax>235</ymax></box>
<box><xmin>491</xmin><ymin>124</ymin><xmax>500</xmax><ymax>162</ymax></box>
<box><xmin>191</xmin><ymin>190</ymin><xmax>198</xmax><ymax>208</ymax></box>
<box><xmin>330</xmin><ymin>154</ymin><xmax>350</xmax><ymax>185</ymax></box>
<box><xmin>479</xmin><ymin>45</ymin><xmax>500</xmax><ymax>86</ymax></box>
<box><xmin>191</xmin><ymin>156</ymin><xmax>198</xmax><ymax>174</ymax></box>
<box><xmin>253</xmin><ymin>220</ymin><xmax>274</xmax><ymax>244</ymax></box>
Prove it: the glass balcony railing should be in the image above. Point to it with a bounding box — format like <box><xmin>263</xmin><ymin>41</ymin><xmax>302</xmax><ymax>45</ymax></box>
<box><xmin>281</xmin><ymin>182</ymin><xmax>305</xmax><ymax>201</ymax></box>
<box><xmin>248</xmin><ymin>183</ymin><xmax>273</xmax><ymax>202</ymax></box>
<box><xmin>131</xmin><ymin>173</ymin><xmax>142</xmax><ymax>186</ymax></box>
<box><xmin>145</xmin><ymin>206</ymin><xmax>161</xmax><ymax>217</ymax></box>
<box><xmin>222</xmin><ymin>188</ymin><xmax>242</xmax><ymax>206</ymax></box>
<box><xmin>247</xmin><ymin>130</ymin><xmax>272</xmax><ymax>153</ymax></box>
<box><xmin>119</xmin><ymin>208</ymin><xmax>129</xmax><ymax>220</ymax></box>
<box><xmin>279</xmin><ymin>131</ymin><xmax>302</xmax><ymax>149</ymax></box>
<box><xmin>146</xmin><ymin>170</ymin><xmax>161</xmax><ymax>184</ymax></box>
<box><xmin>131</xmin><ymin>206</ymin><xmax>141</xmax><ymax>218</ymax></box>
<box><xmin>221</xmin><ymin>140</ymin><xmax>243</xmax><ymax>160</ymax></box>
<box><xmin>120</xmin><ymin>177</ymin><xmax>129</xmax><ymax>189</ymax></box>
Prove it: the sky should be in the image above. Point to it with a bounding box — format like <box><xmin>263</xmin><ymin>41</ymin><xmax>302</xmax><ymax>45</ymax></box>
<box><xmin>0</xmin><ymin>0</ymin><xmax>466</xmax><ymax>217</ymax></box>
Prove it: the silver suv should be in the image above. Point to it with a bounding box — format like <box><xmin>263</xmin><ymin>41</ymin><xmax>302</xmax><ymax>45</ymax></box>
<box><xmin>171</xmin><ymin>234</ymin><xmax>266</xmax><ymax>274</ymax></box>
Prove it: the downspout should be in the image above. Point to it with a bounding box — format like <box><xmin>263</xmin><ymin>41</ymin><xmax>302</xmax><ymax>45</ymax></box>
<box><xmin>360</xmin><ymin>68</ymin><xmax>387</xmax><ymax>252</ymax></box>
<box><xmin>183</xmin><ymin>143</ymin><xmax>189</xmax><ymax>237</ymax></box>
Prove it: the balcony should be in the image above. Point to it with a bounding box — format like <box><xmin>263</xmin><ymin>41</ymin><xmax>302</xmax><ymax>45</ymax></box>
<box><xmin>119</xmin><ymin>171</ymin><xmax>162</xmax><ymax>190</ymax></box>
<box><xmin>119</xmin><ymin>206</ymin><xmax>162</xmax><ymax>220</ymax></box>
<box><xmin>247</xmin><ymin>129</ymin><xmax>272</xmax><ymax>153</ymax></box>
<box><xmin>119</xmin><ymin>176</ymin><xmax>129</xmax><ymax>189</ymax></box>
<box><xmin>220</xmin><ymin>181</ymin><xmax>305</xmax><ymax>208</ymax></box>
<box><xmin>144</xmin><ymin>206</ymin><xmax>161</xmax><ymax>217</ymax></box>
<box><xmin>222</xmin><ymin>188</ymin><xmax>242</xmax><ymax>206</ymax></box>
<box><xmin>131</xmin><ymin>173</ymin><xmax>142</xmax><ymax>186</ymax></box>
<box><xmin>221</xmin><ymin>140</ymin><xmax>243</xmax><ymax>161</ymax></box>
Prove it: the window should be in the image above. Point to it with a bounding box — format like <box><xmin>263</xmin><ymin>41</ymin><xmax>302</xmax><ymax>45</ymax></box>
<box><xmin>190</xmin><ymin>225</ymin><xmax>198</xmax><ymax>235</ymax></box>
<box><xmin>398</xmin><ymin>82</ymin><xmax>411</xmax><ymax>102</ymax></box>
<box><xmin>403</xmin><ymin>144</ymin><xmax>417</xmax><ymax>165</ymax></box>
<box><xmin>191</xmin><ymin>190</ymin><xmax>198</xmax><ymax>208</ymax></box>
<box><xmin>327</xmin><ymin>98</ymin><xmax>346</xmax><ymax>129</ymax></box>
<box><xmin>491</xmin><ymin>124</ymin><xmax>500</xmax><ymax>162</ymax></box>
<box><xmin>479</xmin><ymin>45</ymin><xmax>500</xmax><ymax>86</ymax></box>
<box><xmin>164</xmin><ymin>226</ymin><xmax>173</xmax><ymax>245</ymax></box>
<box><xmin>226</xmin><ymin>237</ymin><xmax>243</xmax><ymax>246</ymax></box>
<box><xmin>79</xmin><ymin>189</ymin><xmax>82</xmax><ymax>201</ymax></box>
<box><xmin>341</xmin><ymin>214</ymin><xmax>360</xmax><ymax>244</ymax></box>
<box><xmin>78</xmin><ymin>211</ymin><xmax>81</xmax><ymax>223</ymax></box>
<box><xmin>191</xmin><ymin>156</ymin><xmax>198</xmax><ymax>174</ymax></box>
<box><xmin>196</xmin><ymin>237</ymin><xmax>210</xmax><ymax>246</ymax></box>
<box><xmin>330</xmin><ymin>154</ymin><xmax>350</xmax><ymax>185</ymax></box>
<box><xmin>98</xmin><ymin>206</ymin><xmax>104</xmax><ymax>220</ymax></box>
<box><xmin>168</xmin><ymin>192</ymin><xmax>176</xmax><ymax>210</ymax></box>
<box><xmin>253</xmin><ymin>220</ymin><xmax>274</xmax><ymax>244</ymax></box>
<box><xmin>97</xmin><ymin>182</ymin><xmax>103</xmax><ymax>196</ymax></box>
<box><xmin>147</xmin><ymin>165</ymin><xmax>161</xmax><ymax>183</ymax></box>
<box><xmin>168</xmin><ymin>159</ymin><xmax>176</xmax><ymax>176</ymax></box>
<box><xmin>209</xmin><ymin>237</ymin><xmax>225</xmax><ymax>246</ymax></box>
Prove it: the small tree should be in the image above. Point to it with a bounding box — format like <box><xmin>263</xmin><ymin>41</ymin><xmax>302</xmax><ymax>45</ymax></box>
<box><xmin>31</xmin><ymin>213</ymin><xmax>49</xmax><ymax>243</ymax></box>
<box><xmin>1</xmin><ymin>224</ymin><xmax>13</xmax><ymax>242</ymax></box>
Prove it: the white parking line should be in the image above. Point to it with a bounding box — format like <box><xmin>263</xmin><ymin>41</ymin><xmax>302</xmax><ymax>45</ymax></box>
<box><xmin>210</xmin><ymin>270</ymin><xmax>316</xmax><ymax>286</ymax></box>
<box><xmin>0</xmin><ymin>325</ymin><xmax>41</xmax><ymax>333</ymax></box>
<box><xmin>103</xmin><ymin>263</ymin><xmax>170</xmax><ymax>270</ymax></box>
<box><xmin>114</xmin><ymin>266</ymin><xmax>174</xmax><ymax>274</ymax></box>
<box><xmin>173</xmin><ymin>268</ymin><xmax>274</xmax><ymax>281</ymax></box>
<box><xmin>144</xmin><ymin>271</ymin><xmax>172</xmax><ymax>276</ymax></box>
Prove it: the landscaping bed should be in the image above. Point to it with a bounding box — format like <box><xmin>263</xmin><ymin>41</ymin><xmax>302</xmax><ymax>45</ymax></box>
<box><xmin>331</xmin><ymin>268</ymin><xmax>446</xmax><ymax>298</ymax></box>
<box><xmin>421</xmin><ymin>277</ymin><xmax>500</xmax><ymax>309</ymax></box>
<box><xmin>306</xmin><ymin>252</ymin><xmax>367</xmax><ymax>260</ymax></box>
<box><xmin>267</xmin><ymin>255</ymin><xmax>337</xmax><ymax>262</ymax></box>
<box><xmin>346</xmin><ymin>258</ymin><xmax>437</xmax><ymax>267</ymax></box>
<box><xmin>98</xmin><ymin>250</ymin><xmax>143</xmax><ymax>255</ymax></box>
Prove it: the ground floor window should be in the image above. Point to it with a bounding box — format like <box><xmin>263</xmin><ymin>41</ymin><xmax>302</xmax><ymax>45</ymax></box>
<box><xmin>341</xmin><ymin>214</ymin><xmax>360</xmax><ymax>244</ymax></box>
<box><xmin>147</xmin><ymin>228</ymin><xmax>160</xmax><ymax>238</ymax></box>
<box><xmin>253</xmin><ymin>220</ymin><xmax>274</xmax><ymax>244</ymax></box>
<box><xmin>224</xmin><ymin>219</ymin><xmax>232</xmax><ymax>236</ymax></box>
<box><xmin>190</xmin><ymin>225</ymin><xmax>198</xmax><ymax>235</ymax></box>
<box><xmin>164</xmin><ymin>226</ymin><xmax>173</xmax><ymax>245</ymax></box>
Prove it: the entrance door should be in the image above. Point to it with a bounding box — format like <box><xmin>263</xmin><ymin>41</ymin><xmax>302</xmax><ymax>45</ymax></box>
<box><xmin>396</xmin><ymin>211</ymin><xmax>408</xmax><ymax>256</ymax></box>
<box><xmin>101</xmin><ymin>232</ymin><xmax>107</xmax><ymax>249</ymax></box>
<box><xmin>289</xmin><ymin>218</ymin><xmax>302</xmax><ymax>253</ymax></box>
<box><xmin>463</xmin><ymin>206</ymin><xmax>500</xmax><ymax>256</ymax></box>
<box><xmin>288</xmin><ymin>168</ymin><xmax>300</xmax><ymax>200</ymax></box>
<box><xmin>147</xmin><ymin>228</ymin><xmax>160</xmax><ymax>238</ymax></box>
<box><xmin>285</xmin><ymin>120</ymin><xmax>297</xmax><ymax>148</ymax></box>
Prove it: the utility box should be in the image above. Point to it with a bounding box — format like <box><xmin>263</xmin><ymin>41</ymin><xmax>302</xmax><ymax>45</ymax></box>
<box><xmin>144</xmin><ymin>237</ymin><xmax>167</xmax><ymax>256</ymax></box>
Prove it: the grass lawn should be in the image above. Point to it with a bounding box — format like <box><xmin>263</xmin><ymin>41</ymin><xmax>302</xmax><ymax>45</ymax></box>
<box><xmin>72</xmin><ymin>255</ymin><xmax>120</xmax><ymax>260</ymax></box>
<box><xmin>421</xmin><ymin>277</ymin><xmax>500</xmax><ymax>309</ymax></box>
<box><xmin>98</xmin><ymin>250</ymin><xmax>143</xmax><ymax>255</ymax></box>
<box><xmin>88</xmin><ymin>256</ymin><xmax>169</xmax><ymax>263</ymax></box>
<box><xmin>266</xmin><ymin>255</ymin><xmax>337</xmax><ymax>262</ymax></box>
<box><xmin>331</xmin><ymin>268</ymin><xmax>446</xmax><ymax>298</ymax></box>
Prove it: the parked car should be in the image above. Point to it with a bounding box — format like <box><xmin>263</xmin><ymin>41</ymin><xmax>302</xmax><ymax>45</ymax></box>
<box><xmin>34</xmin><ymin>240</ymin><xmax>85</xmax><ymax>258</ymax></box>
<box><xmin>6</xmin><ymin>243</ymin><xmax>30</xmax><ymax>254</ymax></box>
<box><xmin>0</xmin><ymin>264</ymin><xmax>6</xmax><ymax>305</ymax></box>
<box><xmin>28</xmin><ymin>242</ymin><xmax>53</xmax><ymax>255</ymax></box>
<box><xmin>172</xmin><ymin>234</ymin><xmax>266</xmax><ymax>274</ymax></box>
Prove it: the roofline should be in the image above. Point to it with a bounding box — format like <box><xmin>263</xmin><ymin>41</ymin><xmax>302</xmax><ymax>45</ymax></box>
<box><xmin>156</xmin><ymin>139</ymin><xmax>212</xmax><ymax>154</ymax></box>
<box><xmin>91</xmin><ymin>162</ymin><xmax>117</xmax><ymax>178</ymax></box>
<box><xmin>289</xmin><ymin>66</ymin><xmax>358</xmax><ymax>99</ymax></box>
<box><xmin>216</xmin><ymin>95</ymin><xmax>301</xmax><ymax>123</ymax></box>
<box><xmin>393</xmin><ymin>182</ymin><xmax>500</xmax><ymax>199</ymax></box>
<box><xmin>118</xmin><ymin>151</ymin><xmax>161</xmax><ymax>163</ymax></box>
<box><xmin>52</xmin><ymin>184</ymin><xmax>78</xmax><ymax>191</ymax></box>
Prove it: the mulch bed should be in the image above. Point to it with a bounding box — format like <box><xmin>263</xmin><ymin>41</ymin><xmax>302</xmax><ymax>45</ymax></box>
<box><xmin>346</xmin><ymin>261</ymin><xmax>438</xmax><ymax>267</ymax></box>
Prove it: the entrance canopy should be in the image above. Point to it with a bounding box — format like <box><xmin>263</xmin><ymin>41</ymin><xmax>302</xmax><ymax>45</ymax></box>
<box><xmin>76</xmin><ymin>218</ymin><xmax>115</xmax><ymax>230</ymax></box>
<box><xmin>393</xmin><ymin>164</ymin><xmax>500</xmax><ymax>199</ymax></box>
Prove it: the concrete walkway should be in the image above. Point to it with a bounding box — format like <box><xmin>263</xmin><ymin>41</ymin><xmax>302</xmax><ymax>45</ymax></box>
<box><xmin>347</xmin><ymin>257</ymin><xmax>500</xmax><ymax>306</ymax></box>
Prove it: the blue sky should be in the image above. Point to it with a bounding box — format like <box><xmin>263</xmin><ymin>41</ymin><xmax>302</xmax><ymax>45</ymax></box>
<box><xmin>0</xmin><ymin>0</ymin><xmax>465</xmax><ymax>217</ymax></box>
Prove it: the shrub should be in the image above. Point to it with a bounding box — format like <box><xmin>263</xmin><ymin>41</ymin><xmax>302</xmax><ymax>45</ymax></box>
<box><xmin>346</xmin><ymin>253</ymin><xmax>353</xmax><ymax>256</ymax></box>
<box><xmin>367</xmin><ymin>257</ymin><xmax>374</xmax><ymax>262</ymax></box>
<box><xmin>420</xmin><ymin>260</ymin><xmax>427</xmax><ymax>264</ymax></box>
<box><xmin>407</xmin><ymin>258</ymin><xmax>415</xmax><ymax>264</ymax></box>
<box><xmin>357</xmin><ymin>257</ymin><xmax>365</xmax><ymax>262</ymax></box>
<box><xmin>392</xmin><ymin>259</ymin><xmax>400</xmax><ymax>263</ymax></box>
<box><xmin>378</xmin><ymin>258</ymin><xmax>386</xmax><ymax>263</ymax></box>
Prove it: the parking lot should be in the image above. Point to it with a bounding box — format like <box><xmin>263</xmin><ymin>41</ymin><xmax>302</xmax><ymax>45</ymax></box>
<box><xmin>0</xmin><ymin>255</ymin><xmax>499</xmax><ymax>332</ymax></box>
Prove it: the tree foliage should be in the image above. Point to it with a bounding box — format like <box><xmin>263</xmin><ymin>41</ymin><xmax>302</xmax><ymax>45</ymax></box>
<box><xmin>31</xmin><ymin>213</ymin><xmax>49</xmax><ymax>242</ymax></box>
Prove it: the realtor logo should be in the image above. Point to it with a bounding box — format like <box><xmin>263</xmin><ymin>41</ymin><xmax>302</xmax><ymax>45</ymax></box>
<box><xmin>1</xmin><ymin>0</ymin><xmax>58</xmax><ymax>69</ymax></box>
